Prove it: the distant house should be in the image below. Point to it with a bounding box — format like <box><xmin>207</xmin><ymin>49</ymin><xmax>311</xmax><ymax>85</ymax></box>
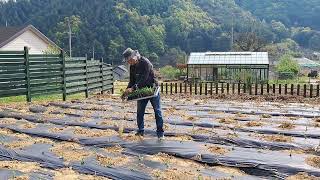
<box><xmin>294</xmin><ymin>57</ymin><xmax>320</xmax><ymax>69</ymax></box>
<box><xmin>113</xmin><ymin>65</ymin><xmax>129</xmax><ymax>80</ymax></box>
<box><xmin>187</xmin><ymin>52</ymin><xmax>270</xmax><ymax>83</ymax></box>
<box><xmin>0</xmin><ymin>25</ymin><xmax>60</xmax><ymax>54</ymax></box>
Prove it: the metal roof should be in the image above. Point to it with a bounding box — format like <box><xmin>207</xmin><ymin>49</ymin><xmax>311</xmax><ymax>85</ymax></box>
<box><xmin>188</xmin><ymin>52</ymin><xmax>269</xmax><ymax>65</ymax></box>
<box><xmin>294</xmin><ymin>57</ymin><xmax>320</xmax><ymax>68</ymax></box>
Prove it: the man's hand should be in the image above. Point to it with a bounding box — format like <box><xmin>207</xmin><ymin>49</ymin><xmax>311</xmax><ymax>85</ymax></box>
<box><xmin>125</xmin><ymin>88</ymin><xmax>134</xmax><ymax>94</ymax></box>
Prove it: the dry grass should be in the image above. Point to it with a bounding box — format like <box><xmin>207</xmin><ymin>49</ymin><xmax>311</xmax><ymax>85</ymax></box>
<box><xmin>73</xmin><ymin>127</ymin><xmax>117</xmax><ymax>138</ymax></box>
<box><xmin>147</xmin><ymin>153</ymin><xmax>203</xmax><ymax>169</ymax></box>
<box><xmin>96</xmin><ymin>154</ymin><xmax>129</xmax><ymax>167</ymax></box>
<box><xmin>260</xmin><ymin>134</ymin><xmax>293</xmax><ymax>143</ymax></box>
<box><xmin>218</xmin><ymin>118</ymin><xmax>237</xmax><ymax>124</ymax></box>
<box><xmin>305</xmin><ymin>156</ymin><xmax>320</xmax><ymax>168</ymax></box>
<box><xmin>120</xmin><ymin>133</ymin><xmax>144</xmax><ymax>142</ymax></box>
<box><xmin>206</xmin><ymin>145</ymin><xmax>230</xmax><ymax>155</ymax></box>
<box><xmin>245</xmin><ymin>121</ymin><xmax>264</xmax><ymax>127</ymax></box>
<box><xmin>166</xmin><ymin>135</ymin><xmax>193</xmax><ymax>141</ymax></box>
<box><xmin>278</xmin><ymin>122</ymin><xmax>295</xmax><ymax>130</ymax></box>
<box><xmin>191</xmin><ymin>128</ymin><xmax>213</xmax><ymax>135</ymax></box>
<box><xmin>104</xmin><ymin>145</ymin><xmax>124</xmax><ymax>154</ymax></box>
<box><xmin>212</xmin><ymin>166</ymin><xmax>246</xmax><ymax>176</ymax></box>
<box><xmin>261</xmin><ymin>114</ymin><xmax>272</xmax><ymax>118</ymax></box>
<box><xmin>19</xmin><ymin>122</ymin><xmax>37</xmax><ymax>129</ymax></box>
<box><xmin>314</xmin><ymin>117</ymin><xmax>320</xmax><ymax>123</ymax></box>
<box><xmin>0</xmin><ymin>118</ymin><xmax>17</xmax><ymax>125</ymax></box>
<box><xmin>286</xmin><ymin>172</ymin><xmax>318</xmax><ymax>180</ymax></box>
<box><xmin>54</xmin><ymin>168</ymin><xmax>108</xmax><ymax>180</ymax></box>
<box><xmin>235</xmin><ymin>112</ymin><xmax>248</xmax><ymax>118</ymax></box>
<box><xmin>50</xmin><ymin>142</ymin><xmax>93</xmax><ymax>163</ymax></box>
<box><xmin>4</xmin><ymin>138</ymin><xmax>53</xmax><ymax>150</ymax></box>
<box><xmin>152</xmin><ymin>168</ymin><xmax>207</xmax><ymax>180</ymax></box>
<box><xmin>49</xmin><ymin>127</ymin><xmax>69</xmax><ymax>133</ymax></box>
<box><xmin>0</xmin><ymin>161</ymin><xmax>41</xmax><ymax>173</ymax></box>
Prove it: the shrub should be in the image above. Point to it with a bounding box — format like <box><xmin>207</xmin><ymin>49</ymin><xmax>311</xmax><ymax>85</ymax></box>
<box><xmin>159</xmin><ymin>66</ymin><xmax>181</xmax><ymax>80</ymax></box>
<box><xmin>276</xmin><ymin>54</ymin><xmax>300</xmax><ymax>79</ymax></box>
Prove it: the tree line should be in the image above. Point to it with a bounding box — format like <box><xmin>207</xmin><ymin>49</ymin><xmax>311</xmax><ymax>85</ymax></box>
<box><xmin>0</xmin><ymin>0</ymin><xmax>319</xmax><ymax>66</ymax></box>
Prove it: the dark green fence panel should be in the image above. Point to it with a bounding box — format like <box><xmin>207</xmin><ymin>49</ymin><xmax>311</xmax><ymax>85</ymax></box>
<box><xmin>0</xmin><ymin>48</ymin><xmax>114</xmax><ymax>102</ymax></box>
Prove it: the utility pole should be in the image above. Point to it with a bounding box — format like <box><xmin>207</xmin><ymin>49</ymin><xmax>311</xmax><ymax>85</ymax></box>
<box><xmin>231</xmin><ymin>15</ymin><xmax>234</xmax><ymax>49</ymax></box>
<box><xmin>67</xmin><ymin>18</ymin><xmax>72</xmax><ymax>58</ymax></box>
<box><xmin>92</xmin><ymin>45</ymin><xmax>95</xmax><ymax>60</ymax></box>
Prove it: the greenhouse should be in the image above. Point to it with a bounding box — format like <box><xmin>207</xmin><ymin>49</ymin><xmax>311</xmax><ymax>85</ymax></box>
<box><xmin>187</xmin><ymin>52</ymin><xmax>270</xmax><ymax>83</ymax></box>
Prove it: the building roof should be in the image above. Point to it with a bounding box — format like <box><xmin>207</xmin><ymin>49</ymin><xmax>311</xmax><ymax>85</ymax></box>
<box><xmin>0</xmin><ymin>25</ymin><xmax>60</xmax><ymax>49</ymax></box>
<box><xmin>294</xmin><ymin>57</ymin><xmax>320</xmax><ymax>68</ymax></box>
<box><xmin>188</xmin><ymin>52</ymin><xmax>269</xmax><ymax>65</ymax></box>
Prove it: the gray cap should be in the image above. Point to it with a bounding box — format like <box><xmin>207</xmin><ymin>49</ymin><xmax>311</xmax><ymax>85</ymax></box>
<box><xmin>122</xmin><ymin>48</ymin><xmax>135</xmax><ymax>62</ymax></box>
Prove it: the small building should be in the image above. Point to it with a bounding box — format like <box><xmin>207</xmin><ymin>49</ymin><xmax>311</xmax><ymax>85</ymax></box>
<box><xmin>187</xmin><ymin>52</ymin><xmax>269</xmax><ymax>83</ymax></box>
<box><xmin>295</xmin><ymin>57</ymin><xmax>320</xmax><ymax>69</ymax></box>
<box><xmin>294</xmin><ymin>57</ymin><xmax>320</xmax><ymax>76</ymax></box>
<box><xmin>0</xmin><ymin>25</ymin><xmax>60</xmax><ymax>54</ymax></box>
<box><xmin>113</xmin><ymin>65</ymin><xmax>129</xmax><ymax>80</ymax></box>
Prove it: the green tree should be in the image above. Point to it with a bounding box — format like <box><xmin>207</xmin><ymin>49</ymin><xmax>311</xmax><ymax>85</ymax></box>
<box><xmin>276</xmin><ymin>54</ymin><xmax>300</xmax><ymax>75</ymax></box>
<box><xmin>54</xmin><ymin>15</ymin><xmax>82</xmax><ymax>55</ymax></box>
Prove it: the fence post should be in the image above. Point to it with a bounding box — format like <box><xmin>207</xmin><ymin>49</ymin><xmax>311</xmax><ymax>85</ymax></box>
<box><xmin>195</xmin><ymin>83</ymin><xmax>198</xmax><ymax>95</ymax></box>
<box><xmin>303</xmin><ymin>84</ymin><xmax>307</xmax><ymax>97</ymax></box>
<box><xmin>310</xmin><ymin>84</ymin><xmax>313</xmax><ymax>98</ymax></box>
<box><xmin>210</xmin><ymin>82</ymin><xmax>213</xmax><ymax>95</ymax></box>
<box><xmin>232</xmin><ymin>83</ymin><xmax>235</xmax><ymax>94</ymax></box>
<box><xmin>273</xmin><ymin>84</ymin><xmax>276</xmax><ymax>94</ymax></box>
<box><xmin>111</xmin><ymin>64</ymin><xmax>114</xmax><ymax>94</ymax></box>
<box><xmin>200</xmin><ymin>83</ymin><xmax>202</xmax><ymax>95</ymax></box>
<box><xmin>100</xmin><ymin>58</ymin><xmax>104</xmax><ymax>94</ymax></box>
<box><xmin>184</xmin><ymin>82</ymin><xmax>187</xmax><ymax>94</ymax></box>
<box><xmin>165</xmin><ymin>83</ymin><xmax>168</xmax><ymax>94</ymax></box>
<box><xmin>205</xmin><ymin>83</ymin><xmax>208</xmax><ymax>95</ymax></box>
<box><xmin>170</xmin><ymin>83</ymin><xmax>173</xmax><ymax>94</ymax></box>
<box><xmin>291</xmin><ymin>84</ymin><xmax>294</xmax><ymax>95</ymax></box>
<box><xmin>61</xmin><ymin>50</ymin><xmax>67</xmax><ymax>101</ymax></box>
<box><xmin>238</xmin><ymin>83</ymin><xmax>241</xmax><ymax>95</ymax></box>
<box><xmin>243</xmin><ymin>83</ymin><xmax>247</xmax><ymax>94</ymax></box>
<box><xmin>285</xmin><ymin>84</ymin><xmax>288</xmax><ymax>95</ymax></box>
<box><xmin>175</xmin><ymin>83</ymin><xmax>178</xmax><ymax>94</ymax></box>
<box><xmin>267</xmin><ymin>84</ymin><xmax>270</xmax><ymax>94</ymax></box>
<box><xmin>279</xmin><ymin>84</ymin><xmax>282</xmax><ymax>95</ymax></box>
<box><xmin>180</xmin><ymin>83</ymin><xmax>182</xmax><ymax>94</ymax></box>
<box><xmin>227</xmin><ymin>83</ymin><xmax>229</xmax><ymax>94</ymax></box>
<box><xmin>221</xmin><ymin>83</ymin><xmax>225</xmax><ymax>94</ymax></box>
<box><xmin>255</xmin><ymin>84</ymin><xmax>258</xmax><ymax>95</ymax></box>
<box><xmin>297</xmin><ymin>84</ymin><xmax>300</xmax><ymax>96</ymax></box>
<box><xmin>190</xmin><ymin>83</ymin><xmax>192</xmax><ymax>95</ymax></box>
<box><xmin>85</xmin><ymin>57</ymin><xmax>89</xmax><ymax>98</ymax></box>
<box><xmin>24</xmin><ymin>46</ymin><xmax>31</xmax><ymax>102</ymax></box>
<box><xmin>261</xmin><ymin>84</ymin><xmax>264</xmax><ymax>95</ymax></box>
<box><xmin>249</xmin><ymin>84</ymin><xmax>252</xmax><ymax>95</ymax></box>
<box><xmin>161</xmin><ymin>83</ymin><xmax>163</xmax><ymax>93</ymax></box>
<box><xmin>216</xmin><ymin>82</ymin><xmax>219</xmax><ymax>95</ymax></box>
<box><xmin>317</xmin><ymin>84</ymin><xmax>320</xmax><ymax>97</ymax></box>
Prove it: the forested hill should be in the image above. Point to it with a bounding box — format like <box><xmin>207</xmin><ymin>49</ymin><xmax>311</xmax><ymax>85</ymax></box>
<box><xmin>0</xmin><ymin>0</ymin><xmax>319</xmax><ymax>65</ymax></box>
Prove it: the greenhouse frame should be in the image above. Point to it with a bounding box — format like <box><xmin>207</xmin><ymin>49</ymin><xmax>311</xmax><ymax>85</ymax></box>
<box><xmin>187</xmin><ymin>52</ymin><xmax>270</xmax><ymax>83</ymax></box>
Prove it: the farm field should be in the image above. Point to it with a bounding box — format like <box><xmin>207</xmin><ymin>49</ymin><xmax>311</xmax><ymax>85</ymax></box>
<box><xmin>0</xmin><ymin>94</ymin><xmax>320</xmax><ymax>179</ymax></box>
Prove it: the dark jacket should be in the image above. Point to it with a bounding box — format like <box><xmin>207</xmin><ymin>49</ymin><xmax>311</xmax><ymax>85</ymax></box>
<box><xmin>127</xmin><ymin>56</ymin><xmax>157</xmax><ymax>90</ymax></box>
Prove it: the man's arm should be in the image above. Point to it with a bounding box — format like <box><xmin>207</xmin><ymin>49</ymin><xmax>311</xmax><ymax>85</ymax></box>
<box><xmin>127</xmin><ymin>65</ymin><xmax>135</xmax><ymax>89</ymax></box>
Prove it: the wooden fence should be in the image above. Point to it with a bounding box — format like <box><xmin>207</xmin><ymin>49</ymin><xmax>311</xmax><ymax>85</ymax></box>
<box><xmin>0</xmin><ymin>47</ymin><xmax>113</xmax><ymax>102</ymax></box>
<box><xmin>160</xmin><ymin>82</ymin><xmax>320</xmax><ymax>98</ymax></box>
